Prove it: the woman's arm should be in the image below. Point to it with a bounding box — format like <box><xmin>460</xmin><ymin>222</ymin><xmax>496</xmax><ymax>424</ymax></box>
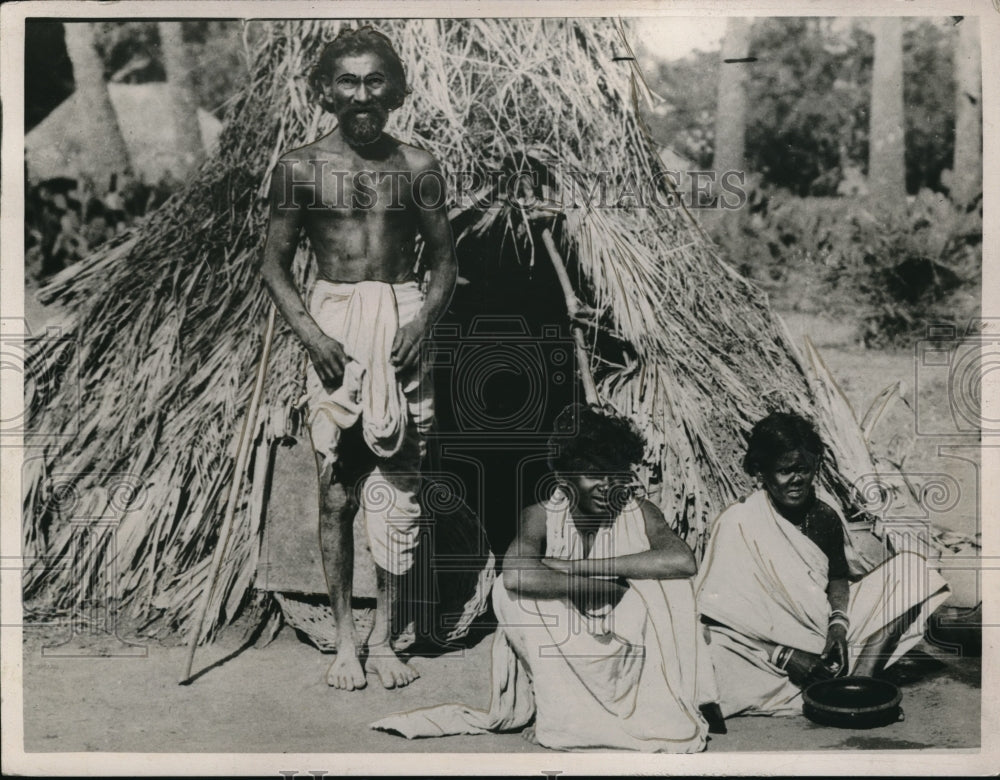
<box><xmin>545</xmin><ymin>501</ymin><xmax>697</xmax><ymax>580</ymax></box>
<box><xmin>827</xmin><ymin>577</ymin><xmax>849</xmax><ymax>613</ymax></box>
<box><xmin>814</xmin><ymin>501</ymin><xmax>851</xmax><ymax>674</ymax></box>
<box><xmin>502</xmin><ymin>504</ymin><xmax>627</xmax><ymax>606</ymax></box>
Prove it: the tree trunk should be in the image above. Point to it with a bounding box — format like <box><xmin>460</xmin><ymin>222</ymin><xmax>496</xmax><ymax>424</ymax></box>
<box><xmin>952</xmin><ymin>16</ymin><xmax>981</xmax><ymax>207</ymax></box>
<box><xmin>158</xmin><ymin>21</ymin><xmax>206</xmax><ymax>176</ymax></box>
<box><xmin>63</xmin><ymin>22</ymin><xmax>132</xmax><ymax>177</ymax></box>
<box><xmin>708</xmin><ymin>17</ymin><xmax>752</xmax><ymax>237</ymax></box>
<box><xmin>714</xmin><ymin>17</ymin><xmax>752</xmax><ymax>177</ymax></box>
<box><xmin>868</xmin><ymin>17</ymin><xmax>906</xmax><ymax>211</ymax></box>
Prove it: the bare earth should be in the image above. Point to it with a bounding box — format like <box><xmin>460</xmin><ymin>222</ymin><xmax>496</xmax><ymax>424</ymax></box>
<box><xmin>19</xmin><ymin>308</ymin><xmax>982</xmax><ymax>756</ymax></box>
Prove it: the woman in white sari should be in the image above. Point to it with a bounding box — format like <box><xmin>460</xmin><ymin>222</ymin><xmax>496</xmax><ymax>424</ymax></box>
<box><xmin>695</xmin><ymin>412</ymin><xmax>949</xmax><ymax>718</ymax></box>
<box><xmin>373</xmin><ymin>405</ymin><xmax>718</xmax><ymax>751</ymax></box>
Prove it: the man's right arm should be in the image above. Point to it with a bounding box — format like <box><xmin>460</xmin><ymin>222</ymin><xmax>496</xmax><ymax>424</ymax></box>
<box><xmin>258</xmin><ymin>157</ymin><xmax>346</xmax><ymax>388</ymax></box>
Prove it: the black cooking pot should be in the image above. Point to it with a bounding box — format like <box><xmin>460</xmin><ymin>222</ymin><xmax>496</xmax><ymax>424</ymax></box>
<box><xmin>803</xmin><ymin>676</ymin><xmax>903</xmax><ymax>729</ymax></box>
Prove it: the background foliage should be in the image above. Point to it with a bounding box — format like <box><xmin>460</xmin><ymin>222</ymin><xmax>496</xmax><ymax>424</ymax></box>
<box><xmin>25</xmin><ymin>20</ymin><xmax>248</xmax><ymax>131</ymax></box>
<box><xmin>644</xmin><ymin>17</ymin><xmax>957</xmax><ymax>197</ymax></box>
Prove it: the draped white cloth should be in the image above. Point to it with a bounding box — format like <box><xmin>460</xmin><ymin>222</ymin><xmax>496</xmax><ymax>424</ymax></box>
<box><xmin>695</xmin><ymin>490</ymin><xmax>950</xmax><ymax>716</ymax></box>
<box><xmin>371</xmin><ymin>490</ymin><xmax>713</xmax><ymax>752</ymax></box>
<box><xmin>306</xmin><ymin>279</ymin><xmax>426</xmax><ymax>462</ymax></box>
<box><xmin>305</xmin><ymin>279</ymin><xmax>433</xmax><ymax>575</ymax></box>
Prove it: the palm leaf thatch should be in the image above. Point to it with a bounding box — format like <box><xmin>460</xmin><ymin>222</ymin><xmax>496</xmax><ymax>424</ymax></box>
<box><xmin>24</xmin><ymin>18</ymin><xmax>874</xmax><ymax>641</ymax></box>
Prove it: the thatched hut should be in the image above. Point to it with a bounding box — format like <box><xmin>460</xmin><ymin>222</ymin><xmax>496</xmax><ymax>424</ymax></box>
<box><xmin>23</xmin><ymin>18</ymin><xmax>883</xmax><ymax>646</ymax></box>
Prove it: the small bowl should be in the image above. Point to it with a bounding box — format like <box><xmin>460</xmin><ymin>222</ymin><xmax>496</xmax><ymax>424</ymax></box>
<box><xmin>803</xmin><ymin>676</ymin><xmax>903</xmax><ymax>729</ymax></box>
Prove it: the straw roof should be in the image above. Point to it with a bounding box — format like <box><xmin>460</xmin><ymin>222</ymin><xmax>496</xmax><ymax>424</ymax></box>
<box><xmin>24</xmin><ymin>18</ymin><xmax>872</xmax><ymax>641</ymax></box>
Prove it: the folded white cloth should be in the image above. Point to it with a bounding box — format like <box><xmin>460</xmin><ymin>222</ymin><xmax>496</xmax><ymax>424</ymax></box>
<box><xmin>306</xmin><ymin>280</ymin><xmax>424</xmax><ymax>462</ymax></box>
<box><xmin>305</xmin><ymin>279</ymin><xmax>432</xmax><ymax>575</ymax></box>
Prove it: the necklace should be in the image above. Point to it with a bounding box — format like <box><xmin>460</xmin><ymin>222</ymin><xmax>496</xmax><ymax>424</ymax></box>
<box><xmin>766</xmin><ymin>491</ymin><xmax>813</xmax><ymax>537</ymax></box>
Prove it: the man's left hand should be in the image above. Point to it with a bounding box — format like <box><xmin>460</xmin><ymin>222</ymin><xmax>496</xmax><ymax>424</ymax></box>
<box><xmin>391</xmin><ymin>320</ymin><xmax>425</xmax><ymax>373</ymax></box>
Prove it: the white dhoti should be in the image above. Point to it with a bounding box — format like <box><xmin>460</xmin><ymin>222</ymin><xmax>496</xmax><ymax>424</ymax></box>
<box><xmin>695</xmin><ymin>490</ymin><xmax>950</xmax><ymax>717</ymax></box>
<box><xmin>305</xmin><ymin>279</ymin><xmax>434</xmax><ymax>575</ymax></box>
<box><xmin>371</xmin><ymin>491</ymin><xmax>713</xmax><ymax>753</ymax></box>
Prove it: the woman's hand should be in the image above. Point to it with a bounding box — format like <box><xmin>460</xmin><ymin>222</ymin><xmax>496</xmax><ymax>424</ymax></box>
<box><xmin>784</xmin><ymin>649</ymin><xmax>834</xmax><ymax>688</ymax></box>
<box><xmin>542</xmin><ymin>559</ymin><xmax>629</xmax><ymax>613</ymax></box>
<box><xmin>571</xmin><ymin>577</ymin><xmax>629</xmax><ymax>615</ymax></box>
<box><xmin>820</xmin><ymin>623</ymin><xmax>849</xmax><ymax>678</ymax></box>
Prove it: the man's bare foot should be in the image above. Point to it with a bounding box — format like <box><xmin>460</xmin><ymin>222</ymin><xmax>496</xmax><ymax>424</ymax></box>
<box><xmin>521</xmin><ymin>725</ymin><xmax>539</xmax><ymax>744</ymax></box>
<box><xmin>366</xmin><ymin>647</ymin><xmax>420</xmax><ymax>689</ymax></box>
<box><xmin>326</xmin><ymin>652</ymin><xmax>367</xmax><ymax>690</ymax></box>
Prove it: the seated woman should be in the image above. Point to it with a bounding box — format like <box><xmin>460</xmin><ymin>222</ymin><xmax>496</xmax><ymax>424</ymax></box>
<box><xmin>695</xmin><ymin>411</ymin><xmax>950</xmax><ymax>718</ymax></box>
<box><xmin>373</xmin><ymin>405</ymin><xmax>716</xmax><ymax>752</ymax></box>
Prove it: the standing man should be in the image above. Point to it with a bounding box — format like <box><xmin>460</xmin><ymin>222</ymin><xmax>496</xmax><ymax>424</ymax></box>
<box><xmin>257</xmin><ymin>27</ymin><xmax>457</xmax><ymax>691</ymax></box>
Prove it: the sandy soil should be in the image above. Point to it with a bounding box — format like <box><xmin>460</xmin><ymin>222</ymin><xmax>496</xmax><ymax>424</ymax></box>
<box><xmin>20</xmin><ymin>622</ymin><xmax>980</xmax><ymax>755</ymax></box>
<box><xmin>17</xmin><ymin>301</ymin><xmax>983</xmax><ymax>757</ymax></box>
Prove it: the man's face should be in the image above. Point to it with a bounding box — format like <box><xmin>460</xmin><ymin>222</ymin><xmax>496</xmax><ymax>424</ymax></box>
<box><xmin>323</xmin><ymin>52</ymin><xmax>395</xmax><ymax>144</ymax></box>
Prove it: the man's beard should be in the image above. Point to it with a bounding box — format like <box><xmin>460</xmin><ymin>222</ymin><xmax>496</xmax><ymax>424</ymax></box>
<box><xmin>340</xmin><ymin>108</ymin><xmax>388</xmax><ymax>145</ymax></box>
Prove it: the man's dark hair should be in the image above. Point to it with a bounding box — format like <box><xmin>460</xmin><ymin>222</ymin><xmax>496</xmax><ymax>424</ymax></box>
<box><xmin>308</xmin><ymin>26</ymin><xmax>409</xmax><ymax>112</ymax></box>
<box><xmin>742</xmin><ymin>411</ymin><xmax>825</xmax><ymax>476</ymax></box>
<box><xmin>547</xmin><ymin>404</ymin><xmax>646</xmax><ymax>474</ymax></box>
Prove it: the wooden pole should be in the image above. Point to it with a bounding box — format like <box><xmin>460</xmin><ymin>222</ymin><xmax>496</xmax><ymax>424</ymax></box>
<box><xmin>180</xmin><ymin>305</ymin><xmax>277</xmax><ymax>683</ymax></box>
<box><xmin>540</xmin><ymin>228</ymin><xmax>600</xmax><ymax>406</ymax></box>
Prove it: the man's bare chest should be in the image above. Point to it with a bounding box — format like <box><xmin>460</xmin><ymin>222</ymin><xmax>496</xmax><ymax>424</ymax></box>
<box><xmin>293</xmin><ymin>154</ymin><xmax>430</xmax><ymax>215</ymax></box>
<box><xmin>319</xmin><ymin>166</ymin><xmax>416</xmax><ymax>211</ymax></box>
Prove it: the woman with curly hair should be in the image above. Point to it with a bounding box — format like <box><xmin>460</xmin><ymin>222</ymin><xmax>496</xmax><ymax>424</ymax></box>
<box><xmin>374</xmin><ymin>404</ymin><xmax>717</xmax><ymax>752</ymax></box>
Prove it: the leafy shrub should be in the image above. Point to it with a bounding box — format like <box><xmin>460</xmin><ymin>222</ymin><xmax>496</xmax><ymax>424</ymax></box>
<box><xmin>710</xmin><ymin>189</ymin><xmax>981</xmax><ymax>347</ymax></box>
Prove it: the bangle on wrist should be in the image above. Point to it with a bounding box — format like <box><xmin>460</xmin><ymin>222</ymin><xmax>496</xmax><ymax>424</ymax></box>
<box><xmin>778</xmin><ymin>646</ymin><xmax>792</xmax><ymax>670</ymax></box>
<box><xmin>771</xmin><ymin>644</ymin><xmax>793</xmax><ymax>670</ymax></box>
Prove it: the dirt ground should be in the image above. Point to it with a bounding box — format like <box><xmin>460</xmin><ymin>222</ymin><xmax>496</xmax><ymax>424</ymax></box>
<box><xmin>16</xmin><ymin>302</ymin><xmax>984</xmax><ymax>759</ymax></box>
<box><xmin>19</xmin><ymin>627</ymin><xmax>980</xmax><ymax>755</ymax></box>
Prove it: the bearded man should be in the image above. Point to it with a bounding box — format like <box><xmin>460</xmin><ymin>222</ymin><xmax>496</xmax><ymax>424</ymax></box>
<box><xmin>257</xmin><ymin>27</ymin><xmax>457</xmax><ymax>691</ymax></box>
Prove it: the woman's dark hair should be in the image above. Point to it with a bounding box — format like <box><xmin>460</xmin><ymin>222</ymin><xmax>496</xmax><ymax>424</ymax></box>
<box><xmin>743</xmin><ymin>411</ymin><xmax>825</xmax><ymax>476</ymax></box>
<box><xmin>547</xmin><ymin>404</ymin><xmax>645</xmax><ymax>473</ymax></box>
<box><xmin>308</xmin><ymin>27</ymin><xmax>409</xmax><ymax>112</ymax></box>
